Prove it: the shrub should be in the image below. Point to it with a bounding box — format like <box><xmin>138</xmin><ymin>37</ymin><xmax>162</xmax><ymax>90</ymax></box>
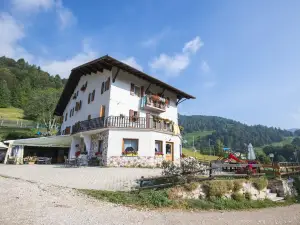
<box><xmin>233</xmin><ymin>180</ymin><xmax>243</xmax><ymax>192</ymax></box>
<box><xmin>184</xmin><ymin>182</ymin><xmax>199</xmax><ymax>192</ymax></box>
<box><xmin>226</xmin><ymin>180</ymin><xmax>234</xmax><ymax>191</ymax></box>
<box><xmin>244</xmin><ymin>192</ymin><xmax>252</xmax><ymax>200</ymax></box>
<box><xmin>204</xmin><ymin>180</ymin><xmax>229</xmax><ymax>198</ymax></box>
<box><xmin>138</xmin><ymin>190</ymin><xmax>172</xmax><ymax>207</ymax></box>
<box><xmin>252</xmin><ymin>177</ymin><xmax>268</xmax><ymax>191</ymax></box>
<box><xmin>231</xmin><ymin>192</ymin><xmax>245</xmax><ymax>201</ymax></box>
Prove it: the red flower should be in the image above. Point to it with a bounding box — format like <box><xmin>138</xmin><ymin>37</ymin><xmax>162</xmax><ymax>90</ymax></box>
<box><xmin>75</xmin><ymin>151</ymin><xmax>81</xmax><ymax>158</ymax></box>
<box><xmin>95</xmin><ymin>152</ymin><xmax>101</xmax><ymax>156</ymax></box>
<box><xmin>155</xmin><ymin>152</ymin><xmax>163</xmax><ymax>156</ymax></box>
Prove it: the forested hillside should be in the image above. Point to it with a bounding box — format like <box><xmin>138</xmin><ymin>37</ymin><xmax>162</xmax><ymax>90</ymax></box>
<box><xmin>179</xmin><ymin>115</ymin><xmax>293</xmax><ymax>151</ymax></box>
<box><xmin>0</xmin><ymin>56</ymin><xmax>66</xmax><ymax>110</ymax></box>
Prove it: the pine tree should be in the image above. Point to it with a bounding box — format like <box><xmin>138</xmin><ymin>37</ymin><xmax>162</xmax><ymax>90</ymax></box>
<box><xmin>0</xmin><ymin>80</ymin><xmax>11</xmax><ymax>107</ymax></box>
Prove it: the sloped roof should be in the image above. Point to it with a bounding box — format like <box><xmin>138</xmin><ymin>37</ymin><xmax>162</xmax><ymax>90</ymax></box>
<box><xmin>54</xmin><ymin>55</ymin><xmax>195</xmax><ymax>116</ymax></box>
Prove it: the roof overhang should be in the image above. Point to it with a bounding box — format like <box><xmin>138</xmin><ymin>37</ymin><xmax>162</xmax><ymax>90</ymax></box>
<box><xmin>54</xmin><ymin>55</ymin><xmax>195</xmax><ymax>116</ymax></box>
<box><xmin>4</xmin><ymin>135</ymin><xmax>72</xmax><ymax>147</ymax></box>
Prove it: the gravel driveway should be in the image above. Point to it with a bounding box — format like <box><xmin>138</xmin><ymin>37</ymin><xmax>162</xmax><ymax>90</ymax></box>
<box><xmin>1</xmin><ymin>176</ymin><xmax>300</xmax><ymax>225</ymax></box>
<box><xmin>0</xmin><ymin>164</ymin><xmax>161</xmax><ymax>190</ymax></box>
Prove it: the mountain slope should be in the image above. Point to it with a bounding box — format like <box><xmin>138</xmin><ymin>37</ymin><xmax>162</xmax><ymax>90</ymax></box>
<box><xmin>179</xmin><ymin>115</ymin><xmax>293</xmax><ymax>151</ymax></box>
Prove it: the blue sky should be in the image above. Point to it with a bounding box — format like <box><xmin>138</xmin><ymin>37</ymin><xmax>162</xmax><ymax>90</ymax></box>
<box><xmin>1</xmin><ymin>0</ymin><xmax>300</xmax><ymax>129</ymax></box>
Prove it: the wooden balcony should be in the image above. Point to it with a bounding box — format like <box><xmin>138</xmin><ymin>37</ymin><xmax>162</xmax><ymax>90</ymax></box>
<box><xmin>71</xmin><ymin>116</ymin><xmax>173</xmax><ymax>134</ymax></box>
<box><xmin>140</xmin><ymin>96</ymin><xmax>166</xmax><ymax>113</ymax></box>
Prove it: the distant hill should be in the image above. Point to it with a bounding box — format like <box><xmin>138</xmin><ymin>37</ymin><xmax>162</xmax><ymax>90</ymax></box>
<box><xmin>288</xmin><ymin>128</ymin><xmax>299</xmax><ymax>133</ymax></box>
<box><xmin>0</xmin><ymin>56</ymin><xmax>66</xmax><ymax>110</ymax></box>
<box><xmin>179</xmin><ymin>115</ymin><xmax>293</xmax><ymax>151</ymax></box>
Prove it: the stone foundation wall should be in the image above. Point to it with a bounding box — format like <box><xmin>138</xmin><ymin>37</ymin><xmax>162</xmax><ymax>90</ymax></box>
<box><xmin>107</xmin><ymin>156</ymin><xmax>167</xmax><ymax>167</ymax></box>
<box><xmin>90</xmin><ymin>131</ymin><xmax>109</xmax><ymax>166</ymax></box>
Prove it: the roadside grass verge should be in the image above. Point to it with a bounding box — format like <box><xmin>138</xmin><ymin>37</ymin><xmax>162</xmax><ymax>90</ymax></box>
<box><xmin>79</xmin><ymin>189</ymin><xmax>296</xmax><ymax>210</ymax></box>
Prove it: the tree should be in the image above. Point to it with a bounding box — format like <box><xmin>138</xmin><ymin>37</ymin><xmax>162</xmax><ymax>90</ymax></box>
<box><xmin>24</xmin><ymin>88</ymin><xmax>61</xmax><ymax>132</ymax></box>
<box><xmin>292</xmin><ymin>137</ymin><xmax>300</xmax><ymax>147</ymax></box>
<box><xmin>294</xmin><ymin>129</ymin><xmax>300</xmax><ymax>136</ymax></box>
<box><xmin>0</xmin><ymin>80</ymin><xmax>11</xmax><ymax>107</ymax></box>
<box><xmin>214</xmin><ymin>139</ymin><xmax>224</xmax><ymax>156</ymax></box>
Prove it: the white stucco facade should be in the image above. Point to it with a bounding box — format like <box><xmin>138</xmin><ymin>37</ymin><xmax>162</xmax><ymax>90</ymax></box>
<box><xmin>57</xmin><ymin>59</ymin><xmax>193</xmax><ymax>167</ymax></box>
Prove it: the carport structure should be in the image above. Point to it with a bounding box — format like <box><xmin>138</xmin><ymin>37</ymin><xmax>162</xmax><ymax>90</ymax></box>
<box><xmin>4</xmin><ymin>135</ymin><xmax>72</xmax><ymax>164</ymax></box>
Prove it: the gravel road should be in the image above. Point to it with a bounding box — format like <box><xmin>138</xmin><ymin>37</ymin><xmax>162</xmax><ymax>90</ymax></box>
<box><xmin>1</xmin><ymin>176</ymin><xmax>300</xmax><ymax>225</ymax></box>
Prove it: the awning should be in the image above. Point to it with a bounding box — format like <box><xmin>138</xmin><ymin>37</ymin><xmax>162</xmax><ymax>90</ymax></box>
<box><xmin>0</xmin><ymin>142</ymin><xmax>8</xmax><ymax>149</ymax></box>
<box><xmin>5</xmin><ymin>135</ymin><xmax>72</xmax><ymax>147</ymax></box>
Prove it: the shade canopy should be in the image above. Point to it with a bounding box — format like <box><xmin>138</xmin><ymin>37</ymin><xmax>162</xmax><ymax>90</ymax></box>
<box><xmin>5</xmin><ymin>135</ymin><xmax>72</xmax><ymax>147</ymax></box>
<box><xmin>0</xmin><ymin>142</ymin><xmax>8</xmax><ymax>149</ymax></box>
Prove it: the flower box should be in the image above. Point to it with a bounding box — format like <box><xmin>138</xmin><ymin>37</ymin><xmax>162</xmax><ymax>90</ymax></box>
<box><xmin>155</xmin><ymin>152</ymin><xmax>164</xmax><ymax>156</ymax></box>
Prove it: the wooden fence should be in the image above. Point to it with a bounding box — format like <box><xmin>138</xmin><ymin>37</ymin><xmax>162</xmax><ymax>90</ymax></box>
<box><xmin>261</xmin><ymin>162</ymin><xmax>300</xmax><ymax>178</ymax></box>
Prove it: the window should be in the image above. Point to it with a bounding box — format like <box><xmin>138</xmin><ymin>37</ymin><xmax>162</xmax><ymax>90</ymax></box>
<box><xmin>91</xmin><ymin>89</ymin><xmax>95</xmax><ymax>101</ymax></box>
<box><xmin>129</xmin><ymin>109</ymin><xmax>139</xmax><ymax>122</ymax></box>
<box><xmin>122</xmin><ymin>139</ymin><xmax>138</xmax><ymax>156</ymax></box>
<box><xmin>88</xmin><ymin>93</ymin><xmax>91</xmax><ymax>104</ymax></box>
<box><xmin>70</xmin><ymin>109</ymin><xmax>72</xmax><ymax>118</ymax></box>
<box><xmin>65</xmin><ymin>113</ymin><xmax>68</xmax><ymax>121</ymax></box>
<box><xmin>130</xmin><ymin>83</ymin><xmax>142</xmax><ymax>97</ymax></box>
<box><xmin>155</xmin><ymin>141</ymin><xmax>163</xmax><ymax>156</ymax></box>
<box><xmin>101</xmin><ymin>82</ymin><xmax>104</xmax><ymax>94</ymax></box>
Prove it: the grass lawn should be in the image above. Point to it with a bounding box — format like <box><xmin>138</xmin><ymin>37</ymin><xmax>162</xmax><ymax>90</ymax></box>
<box><xmin>80</xmin><ymin>188</ymin><xmax>295</xmax><ymax>210</ymax></box>
<box><xmin>183</xmin><ymin>130</ymin><xmax>214</xmax><ymax>145</ymax></box>
<box><xmin>0</xmin><ymin>108</ymin><xmax>26</xmax><ymax>120</ymax></box>
<box><xmin>182</xmin><ymin>148</ymin><xmax>219</xmax><ymax>161</ymax></box>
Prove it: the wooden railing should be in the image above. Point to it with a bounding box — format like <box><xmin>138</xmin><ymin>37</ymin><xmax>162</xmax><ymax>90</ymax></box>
<box><xmin>261</xmin><ymin>162</ymin><xmax>300</xmax><ymax>177</ymax></box>
<box><xmin>71</xmin><ymin>116</ymin><xmax>173</xmax><ymax>134</ymax></box>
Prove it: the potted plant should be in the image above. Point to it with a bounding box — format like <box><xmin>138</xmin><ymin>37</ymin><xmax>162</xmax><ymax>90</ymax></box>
<box><xmin>151</xmin><ymin>95</ymin><xmax>160</xmax><ymax>101</ymax></box>
<box><xmin>155</xmin><ymin>152</ymin><xmax>163</xmax><ymax>157</ymax></box>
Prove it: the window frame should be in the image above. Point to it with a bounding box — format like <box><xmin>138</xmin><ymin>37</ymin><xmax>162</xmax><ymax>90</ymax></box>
<box><xmin>122</xmin><ymin>138</ymin><xmax>139</xmax><ymax>157</ymax></box>
<box><xmin>155</xmin><ymin>140</ymin><xmax>163</xmax><ymax>156</ymax></box>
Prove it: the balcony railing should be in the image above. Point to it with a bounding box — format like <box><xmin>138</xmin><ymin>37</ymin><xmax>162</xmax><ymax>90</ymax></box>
<box><xmin>71</xmin><ymin>116</ymin><xmax>173</xmax><ymax>134</ymax></box>
<box><xmin>141</xmin><ymin>95</ymin><xmax>167</xmax><ymax>113</ymax></box>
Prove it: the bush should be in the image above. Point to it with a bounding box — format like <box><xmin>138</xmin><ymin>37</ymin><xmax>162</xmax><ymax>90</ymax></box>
<box><xmin>184</xmin><ymin>182</ymin><xmax>199</xmax><ymax>192</ymax></box>
<box><xmin>204</xmin><ymin>180</ymin><xmax>229</xmax><ymax>198</ymax></box>
<box><xmin>252</xmin><ymin>177</ymin><xmax>268</xmax><ymax>191</ymax></box>
<box><xmin>245</xmin><ymin>192</ymin><xmax>252</xmax><ymax>200</ymax></box>
<box><xmin>138</xmin><ymin>190</ymin><xmax>172</xmax><ymax>207</ymax></box>
<box><xmin>231</xmin><ymin>192</ymin><xmax>245</xmax><ymax>201</ymax></box>
<box><xmin>226</xmin><ymin>180</ymin><xmax>234</xmax><ymax>191</ymax></box>
<box><xmin>233</xmin><ymin>180</ymin><xmax>243</xmax><ymax>192</ymax></box>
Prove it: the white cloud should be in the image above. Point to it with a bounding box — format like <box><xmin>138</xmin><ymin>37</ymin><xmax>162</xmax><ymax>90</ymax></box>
<box><xmin>11</xmin><ymin>0</ymin><xmax>76</xmax><ymax>30</ymax></box>
<box><xmin>149</xmin><ymin>36</ymin><xmax>203</xmax><ymax>76</ymax></box>
<box><xmin>141</xmin><ymin>28</ymin><xmax>170</xmax><ymax>48</ymax></box>
<box><xmin>41</xmin><ymin>40</ymin><xmax>97</xmax><ymax>78</ymax></box>
<box><xmin>55</xmin><ymin>0</ymin><xmax>76</xmax><ymax>29</ymax></box>
<box><xmin>149</xmin><ymin>54</ymin><xmax>189</xmax><ymax>75</ymax></box>
<box><xmin>11</xmin><ymin>0</ymin><xmax>54</xmax><ymax>12</ymax></box>
<box><xmin>0</xmin><ymin>13</ymin><xmax>33</xmax><ymax>61</ymax></box>
<box><xmin>122</xmin><ymin>57</ymin><xmax>143</xmax><ymax>71</ymax></box>
<box><xmin>183</xmin><ymin>36</ymin><xmax>203</xmax><ymax>54</ymax></box>
<box><xmin>201</xmin><ymin>60</ymin><xmax>210</xmax><ymax>73</ymax></box>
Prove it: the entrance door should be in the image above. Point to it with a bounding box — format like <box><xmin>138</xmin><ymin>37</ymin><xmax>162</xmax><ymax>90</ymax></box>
<box><xmin>165</xmin><ymin>142</ymin><xmax>174</xmax><ymax>161</ymax></box>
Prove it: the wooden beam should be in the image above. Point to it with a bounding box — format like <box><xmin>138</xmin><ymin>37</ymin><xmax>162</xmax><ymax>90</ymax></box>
<box><xmin>160</xmin><ymin>88</ymin><xmax>166</xmax><ymax>96</ymax></box>
<box><xmin>145</xmin><ymin>83</ymin><xmax>152</xmax><ymax>94</ymax></box>
<box><xmin>93</xmin><ymin>64</ymin><xmax>104</xmax><ymax>73</ymax></box>
<box><xmin>87</xmin><ymin>65</ymin><xmax>98</xmax><ymax>74</ymax></box>
<box><xmin>176</xmin><ymin>98</ymin><xmax>187</xmax><ymax>106</ymax></box>
<box><xmin>97</xmin><ymin>62</ymin><xmax>112</xmax><ymax>71</ymax></box>
<box><xmin>77</xmin><ymin>68</ymin><xmax>89</xmax><ymax>75</ymax></box>
<box><xmin>112</xmin><ymin>68</ymin><xmax>120</xmax><ymax>83</ymax></box>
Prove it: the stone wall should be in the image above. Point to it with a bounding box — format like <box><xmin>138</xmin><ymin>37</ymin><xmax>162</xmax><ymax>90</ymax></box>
<box><xmin>90</xmin><ymin>131</ymin><xmax>109</xmax><ymax>166</ymax></box>
<box><xmin>106</xmin><ymin>156</ymin><xmax>165</xmax><ymax>167</ymax></box>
